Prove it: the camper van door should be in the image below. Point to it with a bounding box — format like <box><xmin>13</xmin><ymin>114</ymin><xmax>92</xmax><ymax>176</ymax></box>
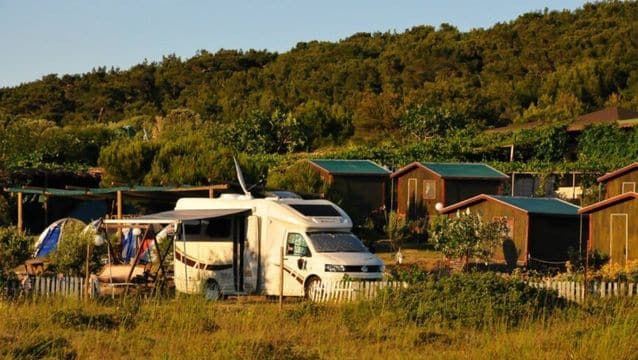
<box><xmin>283</xmin><ymin>231</ymin><xmax>310</xmax><ymax>296</ymax></box>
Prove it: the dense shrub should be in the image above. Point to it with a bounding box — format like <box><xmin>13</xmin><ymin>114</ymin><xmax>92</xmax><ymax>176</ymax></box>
<box><xmin>0</xmin><ymin>226</ymin><xmax>32</xmax><ymax>274</ymax></box>
<box><xmin>48</xmin><ymin>222</ymin><xmax>103</xmax><ymax>276</ymax></box>
<box><xmin>374</xmin><ymin>272</ymin><xmax>567</xmax><ymax>328</ymax></box>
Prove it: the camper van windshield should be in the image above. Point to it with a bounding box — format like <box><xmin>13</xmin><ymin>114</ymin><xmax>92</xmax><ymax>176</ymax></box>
<box><xmin>307</xmin><ymin>232</ymin><xmax>368</xmax><ymax>253</ymax></box>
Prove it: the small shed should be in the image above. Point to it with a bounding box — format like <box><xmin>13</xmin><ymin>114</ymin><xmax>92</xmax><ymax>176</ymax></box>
<box><xmin>307</xmin><ymin>159</ymin><xmax>390</xmax><ymax>224</ymax></box>
<box><xmin>597</xmin><ymin>162</ymin><xmax>638</xmax><ymax>199</ymax></box>
<box><xmin>439</xmin><ymin>195</ymin><xmax>584</xmax><ymax>267</ymax></box>
<box><xmin>579</xmin><ymin>192</ymin><xmax>638</xmax><ymax>266</ymax></box>
<box><xmin>391</xmin><ymin>162</ymin><xmax>508</xmax><ymax>219</ymax></box>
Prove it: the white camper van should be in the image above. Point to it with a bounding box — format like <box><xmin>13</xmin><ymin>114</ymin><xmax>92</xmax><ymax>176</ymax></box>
<box><xmin>105</xmin><ymin>193</ymin><xmax>385</xmax><ymax>299</ymax></box>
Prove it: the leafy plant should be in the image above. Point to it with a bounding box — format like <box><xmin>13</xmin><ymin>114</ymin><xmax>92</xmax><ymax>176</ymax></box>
<box><xmin>0</xmin><ymin>226</ymin><xmax>32</xmax><ymax>274</ymax></box>
<box><xmin>48</xmin><ymin>222</ymin><xmax>103</xmax><ymax>276</ymax></box>
<box><xmin>429</xmin><ymin>209</ymin><xmax>510</xmax><ymax>269</ymax></box>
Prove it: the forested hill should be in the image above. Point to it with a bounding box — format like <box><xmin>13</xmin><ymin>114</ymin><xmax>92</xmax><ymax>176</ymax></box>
<box><xmin>1</xmin><ymin>1</ymin><xmax>637</xmax><ymax>139</ymax></box>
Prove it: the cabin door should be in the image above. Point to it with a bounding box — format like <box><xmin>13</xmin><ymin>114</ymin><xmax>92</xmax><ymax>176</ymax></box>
<box><xmin>610</xmin><ymin>214</ymin><xmax>628</xmax><ymax>266</ymax></box>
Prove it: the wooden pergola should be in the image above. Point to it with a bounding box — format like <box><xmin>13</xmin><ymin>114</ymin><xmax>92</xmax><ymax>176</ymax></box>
<box><xmin>4</xmin><ymin>184</ymin><xmax>230</xmax><ymax>234</ymax></box>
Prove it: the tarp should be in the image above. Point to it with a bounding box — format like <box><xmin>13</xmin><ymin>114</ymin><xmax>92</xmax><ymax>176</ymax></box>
<box><xmin>103</xmin><ymin>209</ymin><xmax>250</xmax><ymax>225</ymax></box>
<box><xmin>33</xmin><ymin>218</ymin><xmax>86</xmax><ymax>257</ymax></box>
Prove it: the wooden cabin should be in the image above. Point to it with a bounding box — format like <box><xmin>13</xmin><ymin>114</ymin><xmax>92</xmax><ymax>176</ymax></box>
<box><xmin>579</xmin><ymin>192</ymin><xmax>638</xmax><ymax>266</ymax></box>
<box><xmin>439</xmin><ymin>195</ymin><xmax>584</xmax><ymax>267</ymax></box>
<box><xmin>597</xmin><ymin>162</ymin><xmax>638</xmax><ymax>199</ymax></box>
<box><xmin>307</xmin><ymin>159</ymin><xmax>390</xmax><ymax>225</ymax></box>
<box><xmin>391</xmin><ymin>162</ymin><xmax>508</xmax><ymax>219</ymax></box>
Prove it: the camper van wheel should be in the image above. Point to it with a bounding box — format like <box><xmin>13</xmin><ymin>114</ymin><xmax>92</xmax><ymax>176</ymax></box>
<box><xmin>304</xmin><ymin>276</ymin><xmax>321</xmax><ymax>299</ymax></box>
<box><xmin>204</xmin><ymin>279</ymin><xmax>222</xmax><ymax>301</ymax></box>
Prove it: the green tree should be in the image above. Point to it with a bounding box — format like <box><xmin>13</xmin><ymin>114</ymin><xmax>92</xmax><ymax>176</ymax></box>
<box><xmin>430</xmin><ymin>209</ymin><xmax>510</xmax><ymax>269</ymax></box>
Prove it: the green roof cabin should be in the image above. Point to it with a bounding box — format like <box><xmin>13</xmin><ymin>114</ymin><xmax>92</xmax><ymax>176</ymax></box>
<box><xmin>307</xmin><ymin>159</ymin><xmax>391</xmax><ymax>225</ymax></box>
<box><xmin>439</xmin><ymin>195</ymin><xmax>585</xmax><ymax>268</ymax></box>
<box><xmin>597</xmin><ymin>162</ymin><xmax>638</xmax><ymax>199</ymax></box>
<box><xmin>390</xmin><ymin>162</ymin><xmax>509</xmax><ymax>219</ymax></box>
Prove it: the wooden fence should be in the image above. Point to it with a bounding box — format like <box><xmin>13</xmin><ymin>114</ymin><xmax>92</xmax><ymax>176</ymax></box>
<box><xmin>2</xmin><ymin>275</ymin><xmax>95</xmax><ymax>299</ymax></box>
<box><xmin>307</xmin><ymin>280</ymin><xmax>406</xmax><ymax>303</ymax></box>
<box><xmin>527</xmin><ymin>279</ymin><xmax>638</xmax><ymax>303</ymax></box>
<box><xmin>308</xmin><ymin>279</ymin><xmax>638</xmax><ymax>304</ymax></box>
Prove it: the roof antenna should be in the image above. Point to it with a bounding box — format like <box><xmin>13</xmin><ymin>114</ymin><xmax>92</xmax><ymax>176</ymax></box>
<box><xmin>233</xmin><ymin>156</ymin><xmax>251</xmax><ymax>198</ymax></box>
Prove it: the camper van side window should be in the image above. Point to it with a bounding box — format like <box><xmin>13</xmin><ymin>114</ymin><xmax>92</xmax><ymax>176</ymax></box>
<box><xmin>205</xmin><ymin>218</ymin><xmax>232</xmax><ymax>239</ymax></box>
<box><xmin>287</xmin><ymin>233</ymin><xmax>310</xmax><ymax>257</ymax></box>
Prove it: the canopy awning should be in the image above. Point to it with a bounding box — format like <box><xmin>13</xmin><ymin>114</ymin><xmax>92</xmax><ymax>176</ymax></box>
<box><xmin>103</xmin><ymin>209</ymin><xmax>250</xmax><ymax>225</ymax></box>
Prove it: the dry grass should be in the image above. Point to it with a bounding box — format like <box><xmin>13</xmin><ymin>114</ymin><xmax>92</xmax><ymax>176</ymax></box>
<box><xmin>1</xmin><ymin>295</ymin><xmax>637</xmax><ymax>359</ymax></box>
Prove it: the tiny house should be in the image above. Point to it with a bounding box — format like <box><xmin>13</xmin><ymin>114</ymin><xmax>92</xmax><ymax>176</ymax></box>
<box><xmin>597</xmin><ymin>162</ymin><xmax>638</xmax><ymax>199</ymax></box>
<box><xmin>307</xmin><ymin>159</ymin><xmax>390</xmax><ymax>224</ymax></box>
<box><xmin>439</xmin><ymin>195</ymin><xmax>584</xmax><ymax>267</ymax></box>
<box><xmin>391</xmin><ymin>162</ymin><xmax>508</xmax><ymax>219</ymax></box>
<box><xmin>579</xmin><ymin>192</ymin><xmax>638</xmax><ymax>266</ymax></box>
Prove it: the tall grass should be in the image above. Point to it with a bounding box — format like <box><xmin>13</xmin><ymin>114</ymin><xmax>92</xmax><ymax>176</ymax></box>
<box><xmin>1</xmin><ymin>283</ymin><xmax>638</xmax><ymax>359</ymax></box>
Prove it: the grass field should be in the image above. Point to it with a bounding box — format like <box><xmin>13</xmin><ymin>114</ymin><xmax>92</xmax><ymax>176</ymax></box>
<box><xmin>1</xmin><ymin>292</ymin><xmax>637</xmax><ymax>359</ymax></box>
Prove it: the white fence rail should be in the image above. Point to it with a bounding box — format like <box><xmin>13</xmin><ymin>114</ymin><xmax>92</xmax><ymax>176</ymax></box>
<box><xmin>528</xmin><ymin>279</ymin><xmax>638</xmax><ymax>303</ymax></box>
<box><xmin>2</xmin><ymin>276</ymin><xmax>93</xmax><ymax>299</ymax></box>
<box><xmin>308</xmin><ymin>280</ymin><xmax>406</xmax><ymax>303</ymax></box>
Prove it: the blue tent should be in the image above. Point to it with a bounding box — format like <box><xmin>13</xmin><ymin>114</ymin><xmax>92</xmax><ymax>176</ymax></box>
<box><xmin>33</xmin><ymin>218</ymin><xmax>86</xmax><ymax>257</ymax></box>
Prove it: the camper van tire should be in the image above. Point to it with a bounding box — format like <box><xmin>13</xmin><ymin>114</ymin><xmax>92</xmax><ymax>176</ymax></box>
<box><xmin>304</xmin><ymin>276</ymin><xmax>321</xmax><ymax>299</ymax></box>
<box><xmin>204</xmin><ymin>279</ymin><xmax>222</xmax><ymax>301</ymax></box>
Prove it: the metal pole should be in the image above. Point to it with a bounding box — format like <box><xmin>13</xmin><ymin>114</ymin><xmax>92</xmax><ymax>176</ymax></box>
<box><xmin>84</xmin><ymin>241</ymin><xmax>90</xmax><ymax>300</ymax></box>
<box><xmin>116</xmin><ymin>190</ymin><xmax>123</xmax><ymax>240</ymax></box>
<box><xmin>17</xmin><ymin>192</ymin><xmax>23</xmax><ymax>235</ymax></box>
<box><xmin>279</xmin><ymin>246</ymin><xmax>284</xmax><ymax>310</ymax></box>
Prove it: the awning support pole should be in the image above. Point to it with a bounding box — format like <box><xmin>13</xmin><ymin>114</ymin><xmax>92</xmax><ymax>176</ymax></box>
<box><xmin>17</xmin><ymin>192</ymin><xmax>23</xmax><ymax>235</ymax></box>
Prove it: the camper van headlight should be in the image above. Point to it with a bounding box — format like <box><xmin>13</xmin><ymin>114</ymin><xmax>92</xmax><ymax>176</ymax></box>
<box><xmin>325</xmin><ymin>264</ymin><xmax>346</xmax><ymax>272</ymax></box>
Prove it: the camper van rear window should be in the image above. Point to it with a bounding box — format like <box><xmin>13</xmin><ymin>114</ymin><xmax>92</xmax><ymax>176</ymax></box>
<box><xmin>289</xmin><ymin>204</ymin><xmax>340</xmax><ymax>217</ymax></box>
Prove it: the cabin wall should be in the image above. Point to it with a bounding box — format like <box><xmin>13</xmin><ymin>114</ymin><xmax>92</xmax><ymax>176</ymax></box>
<box><xmin>447</xmin><ymin>201</ymin><xmax>528</xmax><ymax>266</ymax></box>
<box><xmin>330</xmin><ymin>175</ymin><xmax>387</xmax><ymax>225</ymax></box>
<box><xmin>395</xmin><ymin>167</ymin><xmax>442</xmax><ymax>219</ymax></box>
<box><xmin>588</xmin><ymin>199</ymin><xmax>638</xmax><ymax>266</ymax></box>
<box><xmin>444</xmin><ymin>179</ymin><xmax>504</xmax><ymax>205</ymax></box>
<box><xmin>604</xmin><ymin>171</ymin><xmax>638</xmax><ymax>198</ymax></box>
<box><xmin>527</xmin><ymin>215</ymin><xmax>585</xmax><ymax>264</ymax></box>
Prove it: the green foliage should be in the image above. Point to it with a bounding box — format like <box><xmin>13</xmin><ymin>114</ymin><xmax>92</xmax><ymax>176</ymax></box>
<box><xmin>48</xmin><ymin>222</ymin><xmax>102</xmax><ymax>276</ymax></box>
<box><xmin>383</xmin><ymin>211</ymin><xmax>409</xmax><ymax>251</ymax></box>
<box><xmin>374</xmin><ymin>272</ymin><xmax>567</xmax><ymax>328</ymax></box>
<box><xmin>399</xmin><ymin>105</ymin><xmax>469</xmax><ymax>139</ymax></box>
<box><xmin>578</xmin><ymin>124</ymin><xmax>638</xmax><ymax>169</ymax></box>
<box><xmin>430</xmin><ymin>210</ymin><xmax>509</xmax><ymax>267</ymax></box>
<box><xmin>266</xmin><ymin>161</ymin><xmax>329</xmax><ymax>195</ymax></box>
<box><xmin>98</xmin><ymin>139</ymin><xmax>160</xmax><ymax>185</ymax></box>
<box><xmin>0</xmin><ymin>226</ymin><xmax>32</xmax><ymax>273</ymax></box>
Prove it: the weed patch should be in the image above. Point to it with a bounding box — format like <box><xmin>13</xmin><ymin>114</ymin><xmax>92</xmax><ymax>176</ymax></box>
<box><xmin>2</xmin><ymin>335</ymin><xmax>77</xmax><ymax>360</ymax></box>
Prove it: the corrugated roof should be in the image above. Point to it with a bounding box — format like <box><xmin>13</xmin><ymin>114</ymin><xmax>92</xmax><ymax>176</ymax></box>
<box><xmin>423</xmin><ymin>163</ymin><xmax>507</xmax><ymax>179</ymax></box>
<box><xmin>491</xmin><ymin>195</ymin><xmax>580</xmax><ymax>215</ymax></box>
<box><xmin>309</xmin><ymin>159</ymin><xmax>390</xmax><ymax>175</ymax></box>
<box><xmin>440</xmin><ymin>194</ymin><xmax>580</xmax><ymax>216</ymax></box>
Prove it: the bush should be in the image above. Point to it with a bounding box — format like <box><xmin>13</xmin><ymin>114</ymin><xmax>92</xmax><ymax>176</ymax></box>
<box><xmin>374</xmin><ymin>272</ymin><xmax>567</xmax><ymax>328</ymax></box>
<box><xmin>48</xmin><ymin>222</ymin><xmax>103</xmax><ymax>276</ymax></box>
<box><xmin>0</xmin><ymin>226</ymin><xmax>32</xmax><ymax>274</ymax></box>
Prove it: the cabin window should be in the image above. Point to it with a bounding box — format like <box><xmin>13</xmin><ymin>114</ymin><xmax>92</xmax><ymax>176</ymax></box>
<box><xmin>423</xmin><ymin>180</ymin><xmax>436</xmax><ymax>200</ymax></box>
<box><xmin>286</xmin><ymin>233</ymin><xmax>310</xmax><ymax>257</ymax></box>
<box><xmin>184</xmin><ymin>221</ymin><xmax>201</xmax><ymax>236</ymax></box>
<box><xmin>622</xmin><ymin>182</ymin><xmax>636</xmax><ymax>193</ymax></box>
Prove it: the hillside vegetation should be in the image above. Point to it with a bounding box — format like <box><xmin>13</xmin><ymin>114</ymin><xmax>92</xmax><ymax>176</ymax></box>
<box><xmin>0</xmin><ymin>1</ymin><xmax>637</xmax><ymax>187</ymax></box>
